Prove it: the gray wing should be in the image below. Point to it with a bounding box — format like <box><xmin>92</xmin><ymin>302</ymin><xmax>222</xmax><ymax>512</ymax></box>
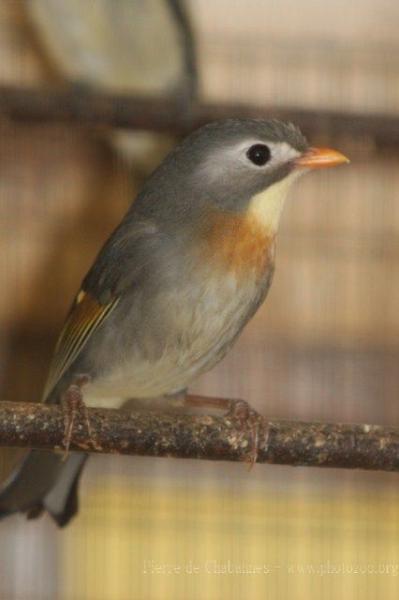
<box><xmin>43</xmin><ymin>218</ymin><xmax>161</xmax><ymax>401</ymax></box>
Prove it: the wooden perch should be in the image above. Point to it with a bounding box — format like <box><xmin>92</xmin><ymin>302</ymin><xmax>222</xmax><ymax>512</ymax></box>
<box><xmin>0</xmin><ymin>85</ymin><xmax>399</xmax><ymax>143</ymax></box>
<box><xmin>0</xmin><ymin>400</ymin><xmax>398</xmax><ymax>472</ymax></box>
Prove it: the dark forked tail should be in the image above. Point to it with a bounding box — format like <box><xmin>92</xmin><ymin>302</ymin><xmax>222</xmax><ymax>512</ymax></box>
<box><xmin>0</xmin><ymin>377</ymin><xmax>88</xmax><ymax>527</ymax></box>
<box><xmin>0</xmin><ymin>450</ymin><xmax>87</xmax><ymax>526</ymax></box>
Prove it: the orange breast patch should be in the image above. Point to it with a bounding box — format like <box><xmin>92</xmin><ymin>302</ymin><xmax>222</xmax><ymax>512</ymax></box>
<box><xmin>201</xmin><ymin>209</ymin><xmax>274</xmax><ymax>278</ymax></box>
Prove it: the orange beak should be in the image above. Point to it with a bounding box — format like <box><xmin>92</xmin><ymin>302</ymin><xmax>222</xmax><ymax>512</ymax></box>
<box><xmin>295</xmin><ymin>147</ymin><xmax>349</xmax><ymax>169</ymax></box>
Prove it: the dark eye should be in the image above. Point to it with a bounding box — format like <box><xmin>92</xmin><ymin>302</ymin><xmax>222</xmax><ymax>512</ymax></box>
<box><xmin>246</xmin><ymin>144</ymin><xmax>271</xmax><ymax>166</ymax></box>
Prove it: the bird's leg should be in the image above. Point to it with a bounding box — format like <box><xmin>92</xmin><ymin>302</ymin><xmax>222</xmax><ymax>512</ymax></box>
<box><xmin>186</xmin><ymin>394</ymin><xmax>254</xmax><ymax>417</ymax></box>
<box><xmin>62</xmin><ymin>374</ymin><xmax>100</xmax><ymax>458</ymax></box>
<box><xmin>185</xmin><ymin>394</ymin><xmax>261</xmax><ymax>468</ymax></box>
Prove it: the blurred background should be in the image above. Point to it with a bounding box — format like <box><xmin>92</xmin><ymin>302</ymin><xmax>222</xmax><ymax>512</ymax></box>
<box><xmin>0</xmin><ymin>0</ymin><xmax>399</xmax><ymax>598</ymax></box>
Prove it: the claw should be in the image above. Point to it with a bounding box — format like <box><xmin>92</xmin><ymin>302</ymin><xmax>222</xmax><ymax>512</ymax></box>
<box><xmin>186</xmin><ymin>395</ymin><xmax>261</xmax><ymax>467</ymax></box>
<box><xmin>225</xmin><ymin>399</ymin><xmax>260</xmax><ymax>469</ymax></box>
<box><xmin>62</xmin><ymin>374</ymin><xmax>100</xmax><ymax>458</ymax></box>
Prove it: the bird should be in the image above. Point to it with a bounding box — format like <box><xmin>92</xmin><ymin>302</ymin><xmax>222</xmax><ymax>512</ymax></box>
<box><xmin>0</xmin><ymin>118</ymin><xmax>348</xmax><ymax>526</ymax></box>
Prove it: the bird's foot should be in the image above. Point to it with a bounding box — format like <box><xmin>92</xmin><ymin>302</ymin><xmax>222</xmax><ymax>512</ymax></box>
<box><xmin>186</xmin><ymin>394</ymin><xmax>255</xmax><ymax>415</ymax></box>
<box><xmin>185</xmin><ymin>395</ymin><xmax>260</xmax><ymax>468</ymax></box>
<box><xmin>62</xmin><ymin>374</ymin><xmax>100</xmax><ymax>458</ymax></box>
<box><xmin>227</xmin><ymin>400</ymin><xmax>260</xmax><ymax>469</ymax></box>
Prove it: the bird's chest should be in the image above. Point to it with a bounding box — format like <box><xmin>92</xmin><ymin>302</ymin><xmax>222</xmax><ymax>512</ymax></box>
<box><xmin>171</xmin><ymin>216</ymin><xmax>276</xmax><ymax>364</ymax></box>
<box><xmin>84</xmin><ymin>215</ymin><xmax>275</xmax><ymax>400</ymax></box>
<box><xmin>179</xmin><ymin>259</ymin><xmax>273</xmax><ymax>364</ymax></box>
<box><xmin>202</xmin><ymin>209</ymin><xmax>274</xmax><ymax>279</ymax></box>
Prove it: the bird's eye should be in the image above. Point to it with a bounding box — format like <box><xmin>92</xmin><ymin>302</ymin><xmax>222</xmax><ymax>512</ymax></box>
<box><xmin>246</xmin><ymin>144</ymin><xmax>271</xmax><ymax>166</ymax></box>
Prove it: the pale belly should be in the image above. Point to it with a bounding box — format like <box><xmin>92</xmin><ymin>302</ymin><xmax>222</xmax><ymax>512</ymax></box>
<box><xmin>83</xmin><ymin>267</ymin><xmax>273</xmax><ymax>408</ymax></box>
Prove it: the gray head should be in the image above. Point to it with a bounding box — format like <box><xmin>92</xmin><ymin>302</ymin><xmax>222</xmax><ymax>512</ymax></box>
<box><xmin>134</xmin><ymin>118</ymin><xmax>348</xmax><ymax>227</ymax></box>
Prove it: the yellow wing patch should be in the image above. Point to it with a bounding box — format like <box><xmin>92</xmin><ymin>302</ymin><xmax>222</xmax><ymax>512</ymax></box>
<box><xmin>43</xmin><ymin>290</ymin><xmax>119</xmax><ymax>401</ymax></box>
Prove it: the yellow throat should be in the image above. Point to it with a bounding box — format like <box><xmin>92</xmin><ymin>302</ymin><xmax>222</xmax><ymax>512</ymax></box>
<box><xmin>247</xmin><ymin>170</ymin><xmax>303</xmax><ymax>234</ymax></box>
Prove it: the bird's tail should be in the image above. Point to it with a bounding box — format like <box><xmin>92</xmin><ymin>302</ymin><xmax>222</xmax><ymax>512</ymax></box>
<box><xmin>0</xmin><ymin>449</ymin><xmax>87</xmax><ymax>527</ymax></box>
<box><xmin>0</xmin><ymin>377</ymin><xmax>88</xmax><ymax>527</ymax></box>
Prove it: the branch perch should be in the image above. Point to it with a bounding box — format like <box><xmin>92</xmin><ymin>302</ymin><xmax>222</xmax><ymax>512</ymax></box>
<box><xmin>0</xmin><ymin>401</ymin><xmax>398</xmax><ymax>472</ymax></box>
<box><xmin>0</xmin><ymin>85</ymin><xmax>399</xmax><ymax>143</ymax></box>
